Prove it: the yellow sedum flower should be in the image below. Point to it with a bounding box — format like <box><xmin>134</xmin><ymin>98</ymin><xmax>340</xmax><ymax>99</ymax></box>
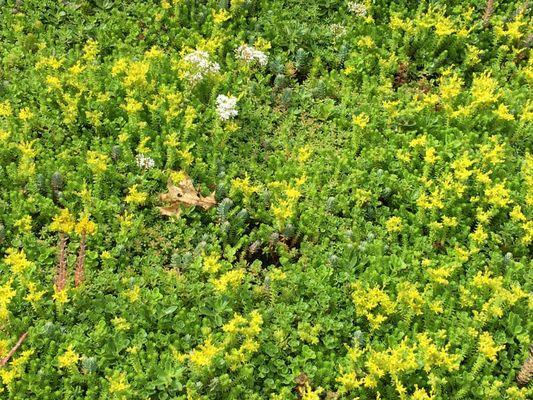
<box><xmin>24</xmin><ymin>282</ymin><xmax>46</xmax><ymax>304</ymax></box>
<box><xmin>203</xmin><ymin>254</ymin><xmax>221</xmax><ymax>274</ymax></box>
<box><xmin>125</xmin><ymin>185</ymin><xmax>148</xmax><ymax>205</ymax></box>
<box><xmin>471</xmin><ymin>71</ymin><xmax>500</xmax><ymax>106</ymax></box>
<box><xmin>87</xmin><ymin>151</ymin><xmax>109</xmax><ymax>174</ymax></box>
<box><xmin>50</xmin><ymin>209</ymin><xmax>76</xmax><ymax>234</ymax></box>
<box><xmin>58</xmin><ymin>345</ymin><xmax>80</xmax><ymax>368</ymax></box>
<box><xmin>189</xmin><ymin>337</ymin><xmax>221</xmax><ymax>367</ymax></box>
<box><xmin>485</xmin><ymin>183</ymin><xmax>511</xmax><ymax>208</ymax></box>
<box><xmin>53</xmin><ymin>287</ymin><xmax>69</xmax><ymax>305</ymax></box>
<box><xmin>76</xmin><ymin>214</ymin><xmax>97</xmax><ymax>235</ymax></box>
<box><xmin>107</xmin><ymin>372</ymin><xmax>130</xmax><ymax>394</ymax></box>
<box><xmin>4</xmin><ymin>248</ymin><xmax>32</xmax><ymax>275</ymax></box>
<box><xmin>386</xmin><ymin>216</ymin><xmax>403</xmax><ymax>233</ymax></box>
<box><xmin>478</xmin><ymin>332</ymin><xmax>504</xmax><ymax>362</ymax></box>
<box><xmin>211</xmin><ymin>269</ymin><xmax>245</xmax><ymax>293</ymax></box>
<box><xmin>353</xmin><ymin>112</ymin><xmax>370</xmax><ymax>129</ymax></box>
<box><xmin>212</xmin><ymin>9</ymin><xmax>231</xmax><ymax>24</ymax></box>
<box><xmin>494</xmin><ymin>104</ymin><xmax>514</xmax><ymax>121</ymax></box>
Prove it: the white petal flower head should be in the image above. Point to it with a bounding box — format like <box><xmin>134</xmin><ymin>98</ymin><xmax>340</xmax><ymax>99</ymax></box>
<box><xmin>183</xmin><ymin>50</ymin><xmax>220</xmax><ymax>83</ymax></box>
<box><xmin>347</xmin><ymin>2</ymin><xmax>367</xmax><ymax>17</ymax></box>
<box><xmin>135</xmin><ymin>154</ymin><xmax>155</xmax><ymax>169</ymax></box>
<box><xmin>235</xmin><ymin>44</ymin><xmax>268</xmax><ymax>67</ymax></box>
<box><xmin>216</xmin><ymin>95</ymin><xmax>238</xmax><ymax>121</ymax></box>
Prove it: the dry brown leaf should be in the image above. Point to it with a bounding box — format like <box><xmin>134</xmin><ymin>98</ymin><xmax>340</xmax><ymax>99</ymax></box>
<box><xmin>159</xmin><ymin>175</ymin><xmax>216</xmax><ymax>217</ymax></box>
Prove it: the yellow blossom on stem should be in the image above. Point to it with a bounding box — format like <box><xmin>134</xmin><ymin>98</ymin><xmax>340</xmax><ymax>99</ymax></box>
<box><xmin>58</xmin><ymin>345</ymin><xmax>80</xmax><ymax>368</ymax></box>
<box><xmin>123</xmin><ymin>60</ymin><xmax>150</xmax><ymax>87</ymax></box>
<box><xmin>82</xmin><ymin>39</ymin><xmax>99</xmax><ymax>62</ymax></box>
<box><xmin>189</xmin><ymin>337</ymin><xmax>221</xmax><ymax>367</ymax></box>
<box><xmin>353</xmin><ymin>113</ymin><xmax>370</xmax><ymax>129</ymax></box>
<box><xmin>211</xmin><ymin>269</ymin><xmax>245</xmax><ymax>293</ymax></box>
<box><xmin>107</xmin><ymin>372</ymin><xmax>130</xmax><ymax>394</ymax></box>
<box><xmin>4</xmin><ymin>248</ymin><xmax>32</xmax><ymax>275</ymax></box>
<box><xmin>53</xmin><ymin>287</ymin><xmax>69</xmax><ymax>304</ymax></box>
<box><xmin>203</xmin><ymin>254</ymin><xmax>221</xmax><ymax>274</ymax></box>
<box><xmin>75</xmin><ymin>214</ymin><xmax>97</xmax><ymax>236</ymax></box>
<box><xmin>478</xmin><ymin>332</ymin><xmax>504</xmax><ymax>361</ymax></box>
<box><xmin>212</xmin><ymin>9</ymin><xmax>231</xmax><ymax>24</ymax></box>
<box><xmin>494</xmin><ymin>104</ymin><xmax>514</xmax><ymax>121</ymax></box>
<box><xmin>14</xmin><ymin>215</ymin><xmax>32</xmax><ymax>233</ymax></box>
<box><xmin>386</xmin><ymin>216</ymin><xmax>403</xmax><ymax>233</ymax></box>
<box><xmin>297</xmin><ymin>146</ymin><xmax>312</xmax><ymax>163</ymax></box>
<box><xmin>470</xmin><ymin>225</ymin><xmax>488</xmax><ymax>243</ymax></box>
<box><xmin>24</xmin><ymin>282</ymin><xmax>46</xmax><ymax>304</ymax></box>
<box><xmin>125</xmin><ymin>185</ymin><xmax>148</xmax><ymax>205</ymax></box>
<box><xmin>87</xmin><ymin>151</ymin><xmax>109</xmax><ymax>174</ymax></box>
<box><xmin>50</xmin><ymin>209</ymin><xmax>76</xmax><ymax>234</ymax></box>
<box><xmin>0</xmin><ymin>100</ymin><xmax>13</xmax><ymax>117</ymax></box>
<box><xmin>471</xmin><ymin>71</ymin><xmax>500</xmax><ymax>106</ymax></box>
<box><xmin>124</xmin><ymin>285</ymin><xmax>141</xmax><ymax>303</ymax></box>
<box><xmin>484</xmin><ymin>183</ymin><xmax>511</xmax><ymax>208</ymax></box>
<box><xmin>0</xmin><ymin>280</ymin><xmax>16</xmax><ymax>320</ymax></box>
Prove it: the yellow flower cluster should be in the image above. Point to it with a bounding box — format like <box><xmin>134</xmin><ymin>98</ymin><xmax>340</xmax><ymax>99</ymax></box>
<box><xmin>123</xmin><ymin>60</ymin><xmax>150</xmax><ymax>87</ymax></box>
<box><xmin>352</xmin><ymin>281</ymin><xmax>395</xmax><ymax>330</ymax></box>
<box><xmin>107</xmin><ymin>371</ymin><xmax>130</xmax><ymax>394</ymax></box>
<box><xmin>125</xmin><ymin>185</ymin><xmax>148</xmax><ymax>205</ymax></box>
<box><xmin>87</xmin><ymin>150</ymin><xmax>109</xmax><ymax>174</ymax></box>
<box><xmin>75</xmin><ymin>214</ymin><xmax>97</xmax><ymax>235</ymax></box>
<box><xmin>24</xmin><ymin>282</ymin><xmax>46</xmax><ymax>305</ymax></box>
<box><xmin>230</xmin><ymin>175</ymin><xmax>261</xmax><ymax>198</ymax></box>
<box><xmin>0</xmin><ymin>280</ymin><xmax>16</xmax><ymax>320</ymax></box>
<box><xmin>50</xmin><ymin>208</ymin><xmax>76</xmax><ymax>234</ymax></box>
<box><xmin>58</xmin><ymin>345</ymin><xmax>80</xmax><ymax>368</ymax></box>
<box><xmin>202</xmin><ymin>253</ymin><xmax>221</xmax><ymax>274</ymax></box>
<box><xmin>386</xmin><ymin>216</ymin><xmax>403</xmax><ymax>233</ymax></box>
<box><xmin>211</xmin><ymin>268</ymin><xmax>245</xmax><ymax>293</ymax></box>
<box><xmin>269</xmin><ymin>177</ymin><xmax>306</xmax><ymax>227</ymax></box>
<box><xmin>3</xmin><ymin>248</ymin><xmax>33</xmax><ymax>275</ymax></box>
<box><xmin>188</xmin><ymin>337</ymin><xmax>221</xmax><ymax>368</ymax></box>
<box><xmin>478</xmin><ymin>332</ymin><xmax>504</xmax><ymax>362</ymax></box>
<box><xmin>222</xmin><ymin>310</ymin><xmax>263</xmax><ymax>370</ymax></box>
<box><xmin>0</xmin><ymin>349</ymin><xmax>34</xmax><ymax>387</ymax></box>
<box><xmin>337</xmin><ymin>333</ymin><xmax>459</xmax><ymax>396</ymax></box>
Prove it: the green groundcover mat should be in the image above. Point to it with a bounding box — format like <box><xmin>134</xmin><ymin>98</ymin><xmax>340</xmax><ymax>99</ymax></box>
<box><xmin>0</xmin><ymin>1</ymin><xmax>532</xmax><ymax>399</ymax></box>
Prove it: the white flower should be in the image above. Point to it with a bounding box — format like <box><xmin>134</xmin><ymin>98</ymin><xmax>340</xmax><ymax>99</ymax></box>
<box><xmin>330</xmin><ymin>23</ymin><xmax>347</xmax><ymax>37</ymax></box>
<box><xmin>235</xmin><ymin>44</ymin><xmax>268</xmax><ymax>66</ymax></box>
<box><xmin>347</xmin><ymin>2</ymin><xmax>367</xmax><ymax>17</ymax></box>
<box><xmin>135</xmin><ymin>154</ymin><xmax>155</xmax><ymax>169</ymax></box>
<box><xmin>216</xmin><ymin>95</ymin><xmax>238</xmax><ymax>121</ymax></box>
<box><xmin>183</xmin><ymin>50</ymin><xmax>220</xmax><ymax>83</ymax></box>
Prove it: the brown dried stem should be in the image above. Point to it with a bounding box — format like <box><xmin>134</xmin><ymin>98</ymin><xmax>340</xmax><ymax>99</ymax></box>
<box><xmin>483</xmin><ymin>0</ymin><xmax>495</xmax><ymax>27</ymax></box>
<box><xmin>0</xmin><ymin>332</ymin><xmax>28</xmax><ymax>367</ymax></box>
<box><xmin>54</xmin><ymin>233</ymin><xmax>68</xmax><ymax>292</ymax></box>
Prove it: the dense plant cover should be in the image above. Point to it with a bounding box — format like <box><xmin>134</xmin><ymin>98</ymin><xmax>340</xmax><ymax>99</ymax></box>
<box><xmin>0</xmin><ymin>0</ymin><xmax>532</xmax><ymax>398</ymax></box>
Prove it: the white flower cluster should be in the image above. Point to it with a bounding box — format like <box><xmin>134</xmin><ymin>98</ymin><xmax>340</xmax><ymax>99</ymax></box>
<box><xmin>235</xmin><ymin>44</ymin><xmax>268</xmax><ymax>66</ymax></box>
<box><xmin>183</xmin><ymin>50</ymin><xmax>220</xmax><ymax>83</ymax></box>
<box><xmin>216</xmin><ymin>95</ymin><xmax>238</xmax><ymax>121</ymax></box>
<box><xmin>347</xmin><ymin>2</ymin><xmax>367</xmax><ymax>17</ymax></box>
<box><xmin>135</xmin><ymin>154</ymin><xmax>155</xmax><ymax>169</ymax></box>
<box><xmin>330</xmin><ymin>23</ymin><xmax>347</xmax><ymax>37</ymax></box>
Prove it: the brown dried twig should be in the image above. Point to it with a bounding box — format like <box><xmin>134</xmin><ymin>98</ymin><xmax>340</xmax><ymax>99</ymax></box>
<box><xmin>0</xmin><ymin>332</ymin><xmax>28</xmax><ymax>367</ymax></box>
<box><xmin>54</xmin><ymin>233</ymin><xmax>68</xmax><ymax>292</ymax></box>
<box><xmin>483</xmin><ymin>0</ymin><xmax>495</xmax><ymax>27</ymax></box>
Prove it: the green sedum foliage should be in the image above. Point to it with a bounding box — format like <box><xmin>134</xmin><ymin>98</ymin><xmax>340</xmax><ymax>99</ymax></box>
<box><xmin>0</xmin><ymin>0</ymin><xmax>532</xmax><ymax>399</ymax></box>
